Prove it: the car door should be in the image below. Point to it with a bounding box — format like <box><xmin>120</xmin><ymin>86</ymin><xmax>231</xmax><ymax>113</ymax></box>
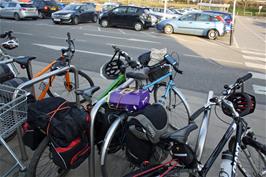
<box><xmin>175</xmin><ymin>13</ymin><xmax>197</xmax><ymax>35</ymax></box>
<box><xmin>126</xmin><ymin>7</ymin><xmax>139</xmax><ymax>28</ymax></box>
<box><xmin>86</xmin><ymin>4</ymin><xmax>96</xmax><ymax>21</ymax></box>
<box><xmin>0</xmin><ymin>3</ymin><xmax>7</xmax><ymax>17</ymax></box>
<box><xmin>6</xmin><ymin>2</ymin><xmax>17</xmax><ymax>18</ymax></box>
<box><xmin>78</xmin><ymin>5</ymin><xmax>88</xmax><ymax>22</ymax></box>
<box><xmin>110</xmin><ymin>6</ymin><xmax>127</xmax><ymax>26</ymax></box>
<box><xmin>195</xmin><ymin>13</ymin><xmax>213</xmax><ymax>35</ymax></box>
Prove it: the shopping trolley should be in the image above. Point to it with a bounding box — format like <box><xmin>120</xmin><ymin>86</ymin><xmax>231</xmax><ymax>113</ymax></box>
<box><xmin>0</xmin><ymin>84</ymin><xmax>27</xmax><ymax>177</ymax></box>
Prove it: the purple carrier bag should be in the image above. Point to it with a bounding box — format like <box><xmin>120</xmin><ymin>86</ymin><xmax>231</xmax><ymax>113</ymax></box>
<box><xmin>108</xmin><ymin>88</ymin><xmax>150</xmax><ymax>111</ymax></box>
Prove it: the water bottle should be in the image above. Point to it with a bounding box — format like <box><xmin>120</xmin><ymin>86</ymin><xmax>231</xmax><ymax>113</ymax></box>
<box><xmin>219</xmin><ymin>150</ymin><xmax>233</xmax><ymax>177</ymax></box>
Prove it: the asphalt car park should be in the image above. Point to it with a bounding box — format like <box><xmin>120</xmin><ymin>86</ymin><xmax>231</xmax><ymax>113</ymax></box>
<box><xmin>0</xmin><ymin>16</ymin><xmax>265</xmax><ymax>177</ymax></box>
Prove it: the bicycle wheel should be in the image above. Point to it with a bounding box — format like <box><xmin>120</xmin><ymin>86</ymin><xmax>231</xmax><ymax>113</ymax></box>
<box><xmin>229</xmin><ymin>136</ymin><xmax>266</xmax><ymax>177</ymax></box>
<box><xmin>27</xmin><ymin>137</ymin><xmax>69</xmax><ymax>177</ymax></box>
<box><xmin>47</xmin><ymin>69</ymin><xmax>94</xmax><ymax>103</ymax></box>
<box><xmin>154</xmin><ymin>83</ymin><xmax>190</xmax><ymax>130</ymax></box>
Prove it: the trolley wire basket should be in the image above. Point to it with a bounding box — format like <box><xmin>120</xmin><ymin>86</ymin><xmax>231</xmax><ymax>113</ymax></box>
<box><xmin>0</xmin><ymin>84</ymin><xmax>27</xmax><ymax>139</ymax></box>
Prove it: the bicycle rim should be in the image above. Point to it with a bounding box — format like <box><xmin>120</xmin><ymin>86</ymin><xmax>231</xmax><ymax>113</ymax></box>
<box><xmin>27</xmin><ymin>137</ymin><xmax>69</xmax><ymax>177</ymax></box>
<box><xmin>47</xmin><ymin>70</ymin><xmax>94</xmax><ymax>103</ymax></box>
<box><xmin>154</xmin><ymin>84</ymin><xmax>190</xmax><ymax>130</ymax></box>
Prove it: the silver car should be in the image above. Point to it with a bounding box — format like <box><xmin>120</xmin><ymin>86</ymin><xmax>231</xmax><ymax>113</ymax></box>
<box><xmin>0</xmin><ymin>2</ymin><xmax>38</xmax><ymax>20</ymax></box>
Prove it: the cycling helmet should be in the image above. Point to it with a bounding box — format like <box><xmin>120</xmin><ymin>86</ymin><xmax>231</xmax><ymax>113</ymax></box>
<box><xmin>2</xmin><ymin>39</ymin><xmax>19</xmax><ymax>50</ymax></box>
<box><xmin>222</xmin><ymin>92</ymin><xmax>256</xmax><ymax>117</ymax></box>
<box><xmin>100</xmin><ymin>59</ymin><xmax>124</xmax><ymax>80</ymax></box>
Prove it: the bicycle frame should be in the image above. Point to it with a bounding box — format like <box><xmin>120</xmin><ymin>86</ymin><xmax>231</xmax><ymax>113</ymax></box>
<box><xmin>198</xmin><ymin>118</ymin><xmax>243</xmax><ymax>177</ymax></box>
<box><xmin>143</xmin><ymin>71</ymin><xmax>191</xmax><ymax>120</ymax></box>
<box><xmin>97</xmin><ymin>74</ymin><xmax>126</xmax><ymax>100</ymax></box>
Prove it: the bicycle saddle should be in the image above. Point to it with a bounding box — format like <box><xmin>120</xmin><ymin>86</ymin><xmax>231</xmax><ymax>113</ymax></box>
<box><xmin>126</xmin><ymin>68</ymin><xmax>149</xmax><ymax>81</ymax></box>
<box><xmin>161</xmin><ymin>122</ymin><xmax>198</xmax><ymax>144</ymax></box>
<box><xmin>13</xmin><ymin>56</ymin><xmax>36</xmax><ymax>67</ymax></box>
<box><xmin>76</xmin><ymin>86</ymin><xmax>100</xmax><ymax>101</ymax></box>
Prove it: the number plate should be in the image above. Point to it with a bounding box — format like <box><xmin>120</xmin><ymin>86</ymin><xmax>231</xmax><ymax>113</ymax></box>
<box><xmin>51</xmin><ymin>7</ymin><xmax>56</xmax><ymax>10</ymax></box>
<box><xmin>53</xmin><ymin>18</ymin><xmax>61</xmax><ymax>22</ymax></box>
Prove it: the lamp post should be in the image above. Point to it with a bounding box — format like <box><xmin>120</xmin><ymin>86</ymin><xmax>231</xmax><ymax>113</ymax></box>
<box><xmin>164</xmin><ymin>0</ymin><xmax>168</xmax><ymax>15</ymax></box>
<box><xmin>230</xmin><ymin>0</ymin><xmax>237</xmax><ymax>46</ymax></box>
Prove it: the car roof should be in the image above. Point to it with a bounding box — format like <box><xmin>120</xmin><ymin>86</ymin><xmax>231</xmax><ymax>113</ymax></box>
<box><xmin>204</xmin><ymin>10</ymin><xmax>232</xmax><ymax>15</ymax></box>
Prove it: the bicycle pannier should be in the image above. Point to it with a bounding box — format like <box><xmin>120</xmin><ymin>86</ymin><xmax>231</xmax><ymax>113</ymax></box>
<box><xmin>0</xmin><ymin>64</ymin><xmax>14</xmax><ymax>83</ymax></box>
<box><xmin>27</xmin><ymin>97</ymin><xmax>91</xmax><ymax>169</ymax></box>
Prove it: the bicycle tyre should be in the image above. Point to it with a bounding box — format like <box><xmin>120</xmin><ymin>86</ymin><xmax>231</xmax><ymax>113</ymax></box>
<box><xmin>153</xmin><ymin>83</ymin><xmax>190</xmax><ymax>130</ymax></box>
<box><xmin>47</xmin><ymin>69</ymin><xmax>94</xmax><ymax>103</ymax></box>
<box><xmin>229</xmin><ymin>135</ymin><xmax>266</xmax><ymax>177</ymax></box>
<box><xmin>27</xmin><ymin>136</ymin><xmax>69</xmax><ymax>177</ymax></box>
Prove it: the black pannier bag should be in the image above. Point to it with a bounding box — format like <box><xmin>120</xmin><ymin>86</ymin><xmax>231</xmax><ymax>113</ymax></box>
<box><xmin>0</xmin><ymin>64</ymin><xmax>14</xmax><ymax>83</ymax></box>
<box><xmin>125</xmin><ymin>104</ymin><xmax>169</xmax><ymax>165</ymax></box>
<box><xmin>26</xmin><ymin>97</ymin><xmax>90</xmax><ymax>169</ymax></box>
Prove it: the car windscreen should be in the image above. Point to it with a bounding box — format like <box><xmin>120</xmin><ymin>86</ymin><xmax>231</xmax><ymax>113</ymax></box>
<box><xmin>20</xmin><ymin>4</ymin><xmax>35</xmax><ymax>8</ymax></box>
<box><xmin>63</xmin><ymin>4</ymin><xmax>80</xmax><ymax>11</ymax></box>
<box><xmin>43</xmin><ymin>0</ymin><xmax>57</xmax><ymax>6</ymax></box>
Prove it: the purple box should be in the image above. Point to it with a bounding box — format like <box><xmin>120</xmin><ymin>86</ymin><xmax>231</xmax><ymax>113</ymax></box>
<box><xmin>108</xmin><ymin>88</ymin><xmax>150</xmax><ymax>111</ymax></box>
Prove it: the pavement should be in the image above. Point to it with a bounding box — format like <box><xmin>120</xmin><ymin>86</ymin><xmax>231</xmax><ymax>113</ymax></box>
<box><xmin>0</xmin><ymin>15</ymin><xmax>265</xmax><ymax>177</ymax></box>
<box><xmin>0</xmin><ymin>60</ymin><xmax>265</xmax><ymax>177</ymax></box>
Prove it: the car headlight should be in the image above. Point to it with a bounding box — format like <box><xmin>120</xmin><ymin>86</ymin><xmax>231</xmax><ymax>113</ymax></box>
<box><xmin>63</xmin><ymin>14</ymin><xmax>72</xmax><ymax>18</ymax></box>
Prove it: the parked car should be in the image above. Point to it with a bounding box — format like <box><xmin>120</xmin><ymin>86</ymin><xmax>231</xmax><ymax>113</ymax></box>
<box><xmin>0</xmin><ymin>2</ymin><xmax>38</xmax><ymax>20</ymax></box>
<box><xmin>204</xmin><ymin>10</ymin><xmax>232</xmax><ymax>32</ymax></box>
<box><xmin>156</xmin><ymin>12</ymin><xmax>225</xmax><ymax>40</ymax></box>
<box><xmin>56</xmin><ymin>2</ymin><xmax>65</xmax><ymax>10</ymax></box>
<box><xmin>32</xmin><ymin>0</ymin><xmax>59</xmax><ymax>18</ymax></box>
<box><xmin>99</xmin><ymin>6</ymin><xmax>152</xmax><ymax>31</ymax></box>
<box><xmin>101</xmin><ymin>2</ymin><xmax>119</xmax><ymax>12</ymax></box>
<box><xmin>51</xmin><ymin>3</ymin><xmax>98</xmax><ymax>25</ymax></box>
<box><xmin>150</xmin><ymin>7</ymin><xmax>181</xmax><ymax>21</ymax></box>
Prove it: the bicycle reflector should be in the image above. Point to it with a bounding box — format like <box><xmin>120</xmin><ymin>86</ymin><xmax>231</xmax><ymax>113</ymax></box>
<box><xmin>222</xmin><ymin>92</ymin><xmax>256</xmax><ymax>117</ymax></box>
<box><xmin>101</xmin><ymin>59</ymin><xmax>124</xmax><ymax>80</ymax></box>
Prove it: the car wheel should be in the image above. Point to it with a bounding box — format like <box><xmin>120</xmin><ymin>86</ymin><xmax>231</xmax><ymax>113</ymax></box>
<box><xmin>164</xmin><ymin>24</ymin><xmax>173</xmax><ymax>34</ymax></box>
<box><xmin>38</xmin><ymin>12</ymin><xmax>44</xmax><ymax>19</ymax></box>
<box><xmin>134</xmin><ymin>22</ymin><xmax>143</xmax><ymax>31</ymax></box>
<box><xmin>92</xmin><ymin>15</ymin><xmax>97</xmax><ymax>23</ymax></box>
<box><xmin>207</xmin><ymin>29</ymin><xmax>218</xmax><ymax>40</ymax></box>
<box><xmin>53</xmin><ymin>21</ymin><xmax>60</xmax><ymax>24</ymax></box>
<box><xmin>72</xmin><ymin>16</ymin><xmax>79</xmax><ymax>25</ymax></box>
<box><xmin>14</xmin><ymin>13</ymin><xmax>20</xmax><ymax>21</ymax></box>
<box><xmin>100</xmin><ymin>19</ymin><xmax>108</xmax><ymax>27</ymax></box>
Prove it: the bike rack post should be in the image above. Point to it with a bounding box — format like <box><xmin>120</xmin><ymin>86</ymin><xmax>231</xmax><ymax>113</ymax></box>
<box><xmin>12</xmin><ymin>65</ymin><xmax>80</xmax><ymax>161</ymax></box>
<box><xmin>89</xmin><ymin>78</ymin><xmax>134</xmax><ymax>177</ymax></box>
<box><xmin>100</xmin><ymin>114</ymin><xmax>127</xmax><ymax>177</ymax></box>
<box><xmin>195</xmin><ymin>90</ymin><xmax>214</xmax><ymax>161</ymax></box>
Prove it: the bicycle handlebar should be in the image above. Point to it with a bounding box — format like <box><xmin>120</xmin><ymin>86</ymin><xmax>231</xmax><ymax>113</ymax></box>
<box><xmin>0</xmin><ymin>31</ymin><xmax>14</xmax><ymax>39</ymax></box>
<box><xmin>164</xmin><ymin>54</ymin><xmax>183</xmax><ymax>74</ymax></box>
<box><xmin>190</xmin><ymin>73</ymin><xmax>253</xmax><ymax>121</ymax></box>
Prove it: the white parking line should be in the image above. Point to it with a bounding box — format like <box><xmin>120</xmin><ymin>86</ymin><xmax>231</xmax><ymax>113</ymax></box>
<box><xmin>15</xmin><ymin>32</ymin><xmax>33</xmax><ymax>36</ymax></box>
<box><xmin>233</xmin><ymin>35</ymin><xmax>240</xmax><ymax>48</ymax></box>
<box><xmin>243</xmin><ymin>55</ymin><xmax>266</xmax><ymax>62</ymax></box>
<box><xmin>252</xmin><ymin>85</ymin><xmax>266</xmax><ymax>95</ymax></box>
<box><xmin>242</xmin><ymin>50</ymin><xmax>266</xmax><ymax>56</ymax></box>
<box><xmin>140</xmin><ymin>31</ymin><xmax>158</xmax><ymax>38</ymax></box>
<box><xmin>97</xmin><ymin>27</ymin><xmax>101</xmax><ymax>31</ymax></box>
<box><xmin>245</xmin><ymin>62</ymin><xmax>266</xmax><ymax>71</ymax></box>
<box><xmin>118</xmin><ymin>29</ymin><xmax>126</xmax><ymax>34</ymax></box>
<box><xmin>106</xmin><ymin>43</ymin><xmax>149</xmax><ymax>50</ymax></box>
<box><xmin>83</xmin><ymin>33</ymin><xmax>160</xmax><ymax>44</ymax></box>
<box><xmin>48</xmin><ymin>35</ymin><xmax>87</xmax><ymax>42</ymax></box>
<box><xmin>33</xmin><ymin>43</ymin><xmax>113</xmax><ymax>57</ymax></box>
<box><xmin>249</xmin><ymin>72</ymin><xmax>266</xmax><ymax>80</ymax></box>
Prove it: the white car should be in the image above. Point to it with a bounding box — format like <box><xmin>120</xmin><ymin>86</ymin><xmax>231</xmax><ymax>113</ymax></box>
<box><xmin>150</xmin><ymin>7</ymin><xmax>180</xmax><ymax>21</ymax></box>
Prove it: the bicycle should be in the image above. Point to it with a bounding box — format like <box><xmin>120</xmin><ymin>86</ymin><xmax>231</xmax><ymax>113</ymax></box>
<box><xmin>118</xmin><ymin>73</ymin><xmax>265</xmax><ymax>177</ymax></box>
<box><xmin>97</xmin><ymin>53</ymin><xmax>193</xmax><ymax>177</ymax></box>
<box><xmin>0</xmin><ymin>32</ymin><xmax>94</xmax><ymax>103</ymax></box>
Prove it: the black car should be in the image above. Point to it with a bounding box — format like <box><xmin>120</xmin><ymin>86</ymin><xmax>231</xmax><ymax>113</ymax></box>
<box><xmin>98</xmin><ymin>6</ymin><xmax>152</xmax><ymax>31</ymax></box>
<box><xmin>32</xmin><ymin>0</ymin><xmax>59</xmax><ymax>18</ymax></box>
<box><xmin>51</xmin><ymin>3</ymin><xmax>98</xmax><ymax>25</ymax></box>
